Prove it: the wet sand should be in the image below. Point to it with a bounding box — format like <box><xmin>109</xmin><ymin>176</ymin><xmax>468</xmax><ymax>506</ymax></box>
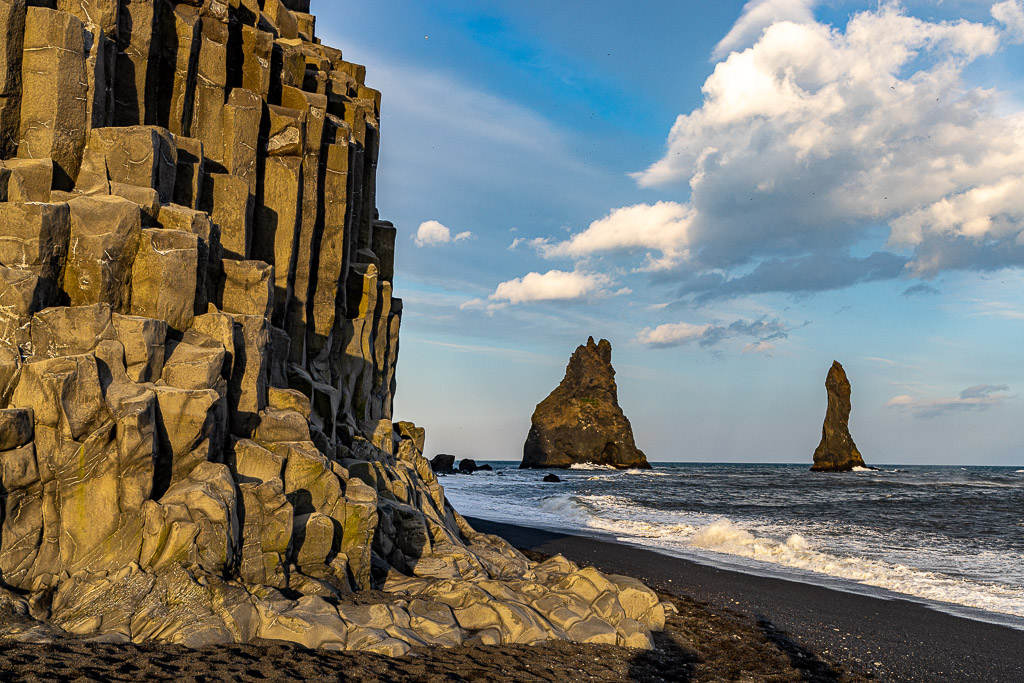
<box><xmin>468</xmin><ymin>516</ymin><xmax>1024</xmax><ymax>682</ymax></box>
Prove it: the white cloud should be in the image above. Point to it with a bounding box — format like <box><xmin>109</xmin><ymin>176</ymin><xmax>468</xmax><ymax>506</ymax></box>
<box><xmin>886</xmin><ymin>383</ymin><xmax>1013</xmax><ymax>417</ymax></box>
<box><xmin>636</xmin><ymin>317</ymin><xmax>792</xmax><ymax>348</ymax></box>
<box><xmin>414</xmin><ymin>220</ymin><xmax>473</xmax><ymax>247</ymax></box>
<box><xmin>992</xmin><ymin>0</ymin><xmax>1024</xmax><ymax>42</ymax></box>
<box><xmin>488</xmin><ymin>269</ymin><xmax>616</xmax><ymax>305</ymax></box>
<box><xmin>713</xmin><ymin>0</ymin><xmax>819</xmax><ymax>59</ymax></box>
<box><xmin>619</xmin><ymin>3</ymin><xmax>1024</xmax><ymax>291</ymax></box>
<box><xmin>636</xmin><ymin>322</ymin><xmax>710</xmax><ymax>347</ymax></box>
<box><xmin>541</xmin><ymin>202</ymin><xmax>694</xmax><ymax>271</ymax></box>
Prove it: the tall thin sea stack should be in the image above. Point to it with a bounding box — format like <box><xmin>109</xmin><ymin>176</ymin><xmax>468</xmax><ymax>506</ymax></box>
<box><xmin>811</xmin><ymin>361</ymin><xmax>867</xmax><ymax>471</ymax></box>
<box><xmin>521</xmin><ymin>337</ymin><xmax>649</xmax><ymax>470</ymax></box>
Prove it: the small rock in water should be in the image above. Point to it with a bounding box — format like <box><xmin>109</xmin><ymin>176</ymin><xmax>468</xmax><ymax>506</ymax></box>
<box><xmin>543</xmin><ymin>473</ymin><xmax>561</xmax><ymax>482</ymax></box>
<box><xmin>430</xmin><ymin>453</ymin><xmax>456</xmax><ymax>474</ymax></box>
<box><xmin>458</xmin><ymin>458</ymin><xmax>487</xmax><ymax>474</ymax></box>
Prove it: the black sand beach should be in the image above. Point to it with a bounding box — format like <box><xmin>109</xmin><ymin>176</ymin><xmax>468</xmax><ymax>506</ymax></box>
<box><xmin>0</xmin><ymin>518</ymin><xmax>1017</xmax><ymax>681</ymax></box>
<box><xmin>468</xmin><ymin>517</ymin><xmax>1024</xmax><ymax>682</ymax></box>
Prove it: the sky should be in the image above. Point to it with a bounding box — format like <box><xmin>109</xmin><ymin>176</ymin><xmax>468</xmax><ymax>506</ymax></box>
<box><xmin>314</xmin><ymin>0</ymin><xmax>1024</xmax><ymax>466</ymax></box>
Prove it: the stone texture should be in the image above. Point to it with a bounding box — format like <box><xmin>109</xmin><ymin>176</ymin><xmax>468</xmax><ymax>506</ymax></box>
<box><xmin>811</xmin><ymin>361</ymin><xmax>868</xmax><ymax>472</ymax></box>
<box><xmin>521</xmin><ymin>338</ymin><xmax>650</xmax><ymax>470</ymax></box>
<box><xmin>0</xmin><ymin>202</ymin><xmax>70</xmax><ymax>308</ymax></box>
<box><xmin>64</xmin><ymin>195</ymin><xmax>141</xmax><ymax>310</ymax></box>
<box><xmin>130</xmin><ymin>229</ymin><xmax>197</xmax><ymax>332</ymax></box>
<box><xmin>18</xmin><ymin>6</ymin><xmax>88</xmax><ymax>190</ymax></box>
<box><xmin>0</xmin><ymin>2</ymin><xmax>668</xmax><ymax>656</ymax></box>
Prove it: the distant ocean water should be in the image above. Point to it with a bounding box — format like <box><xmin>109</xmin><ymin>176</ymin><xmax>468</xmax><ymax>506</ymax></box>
<box><xmin>442</xmin><ymin>462</ymin><xmax>1024</xmax><ymax>629</ymax></box>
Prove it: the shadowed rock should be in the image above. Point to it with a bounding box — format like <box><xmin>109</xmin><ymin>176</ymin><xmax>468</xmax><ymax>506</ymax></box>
<box><xmin>0</xmin><ymin>0</ymin><xmax>668</xmax><ymax>655</ymax></box>
<box><xmin>811</xmin><ymin>361</ymin><xmax>867</xmax><ymax>472</ymax></box>
<box><xmin>521</xmin><ymin>337</ymin><xmax>649</xmax><ymax>470</ymax></box>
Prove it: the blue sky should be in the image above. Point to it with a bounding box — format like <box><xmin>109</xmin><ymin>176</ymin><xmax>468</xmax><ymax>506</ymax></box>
<box><xmin>315</xmin><ymin>1</ymin><xmax>1024</xmax><ymax>465</ymax></box>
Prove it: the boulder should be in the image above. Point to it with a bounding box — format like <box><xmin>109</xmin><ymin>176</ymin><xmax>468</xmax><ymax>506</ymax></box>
<box><xmin>430</xmin><ymin>454</ymin><xmax>455</xmax><ymax>474</ymax></box>
<box><xmin>458</xmin><ymin>459</ymin><xmax>490</xmax><ymax>474</ymax></box>
<box><xmin>521</xmin><ymin>338</ymin><xmax>649</xmax><ymax>470</ymax></box>
<box><xmin>543</xmin><ymin>473</ymin><xmax>561</xmax><ymax>483</ymax></box>
<box><xmin>811</xmin><ymin>361</ymin><xmax>868</xmax><ymax>472</ymax></box>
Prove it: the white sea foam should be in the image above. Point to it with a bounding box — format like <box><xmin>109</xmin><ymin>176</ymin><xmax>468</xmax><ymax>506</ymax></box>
<box><xmin>1016</xmin><ymin>470</ymin><xmax>1024</xmax><ymax>473</ymax></box>
<box><xmin>569</xmin><ymin>463</ymin><xmax>619</xmax><ymax>470</ymax></box>
<box><xmin>441</xmin><ymin>464</ymin><xmax>1024</xmax><ymax>623</ymax></box>
<box><xmin>850</xmin><ymin>466</ymin><xmax>874</xmax><ymax>472</ymax></box>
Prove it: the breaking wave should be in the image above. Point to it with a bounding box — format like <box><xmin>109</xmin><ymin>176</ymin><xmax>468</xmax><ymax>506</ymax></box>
<box><xmin>442</xmin><ymin>463</ymin><xmax>1024</xmax><ymax>625</ymax></box>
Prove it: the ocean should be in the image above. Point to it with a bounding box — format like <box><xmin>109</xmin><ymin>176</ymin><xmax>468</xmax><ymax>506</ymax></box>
<box><xmin>441</xmin><ymin>462</ymin><xmax>1024</xmax><ymax>629</ymax></box>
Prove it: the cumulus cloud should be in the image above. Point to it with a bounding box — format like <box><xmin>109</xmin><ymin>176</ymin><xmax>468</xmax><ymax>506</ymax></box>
<box><xmin>992</xmin><ymin>0</ymin><xmax>1024</xmax><ymax>42</ymax></box>
<box><xmin>568</xmin><ymin>2</ymin><xmax>1024</xmax><ymax>296</ymax></box>
<box><xmin>713</xmin><ymin>0</ymin><xmax>819</xmax><ymax>59</ymax></box>
<box><xmin>886</xmin><ymin>383</ymin><xmax>1013</xmax><ymax>417</ymax></box>
<box><xmin>414</xmin><ymin>220</ymin><xmax>472</xmax><ymax>247</ymax></box>
<box><xmin>487</xmin><ymin>269</ymin><xmax>617</xmax><ymax>306</ymax></box>
<box><xmin>539</xmin><ymin>202</ymin><xmax>694</xmax><ymax>270</ymax></box>
<box><xmin>636</xmin><ymin>317</ymin><xmax>791</xmax><ymax>348</ymax></box>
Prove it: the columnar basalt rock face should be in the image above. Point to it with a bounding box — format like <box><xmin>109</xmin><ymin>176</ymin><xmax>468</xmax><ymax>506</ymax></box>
<box><xmin>811</xmin><ymin>361</ymin><xmax>867</xmax><ymax>472</ymax></box>
<box><xmin>0</xmin><ymin>0</ymin><xmax>665</xmax><ymax>653</ymax></box>
<box><xmin>521</xmin><ymin>338</ymin><xmax>650</xmax><ymax>470</ymax></box>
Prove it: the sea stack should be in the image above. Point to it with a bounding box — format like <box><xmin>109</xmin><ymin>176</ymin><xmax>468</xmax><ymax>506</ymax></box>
<box><xmin>811</xmin><ymin>361</ymin><xmax>867</xmax><ymax>471</ymax></box>
<box><xmin>521</xmin><ymin>338</ymin><xmax>650</xmax><ymax>469</ymax></box>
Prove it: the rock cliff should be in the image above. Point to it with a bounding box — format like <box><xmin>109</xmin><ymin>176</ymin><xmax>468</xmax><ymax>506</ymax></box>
<box><xmin>521</xmin><ymin>338</ymin><xmax>650</xmax><ymax>470</ymax></box>
<box><xmin>811</xmin><ymin>361</ymin><xmax>867</xmax><ymax>471</ymax></box>
<box><xmin>0</xmin><ymin>0</ymin><xmax>665</xmax><ymax>653</ymax></box>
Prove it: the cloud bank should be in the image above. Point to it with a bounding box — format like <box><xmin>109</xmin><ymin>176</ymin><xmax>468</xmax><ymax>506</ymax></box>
<box><xmin>538</xmin><ymin>3</ymin><xmax>1024</xmax><ymax>301</ymax></box>
<box><xmin>886</xmin><ymin>383</ymin><xmax>1013</xmax><ymax>417</ymax></box>
<box><xmin>636</xmin><ymin>317</ymin><xmax>791</xmax><ymax>349</ymax></box>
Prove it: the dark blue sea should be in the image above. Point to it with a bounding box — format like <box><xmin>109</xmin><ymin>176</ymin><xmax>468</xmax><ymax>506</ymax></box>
<box><xmin>442</xmin><ymin>462</ymin><xmax>1024</xmax><ymax>628</ymax></box>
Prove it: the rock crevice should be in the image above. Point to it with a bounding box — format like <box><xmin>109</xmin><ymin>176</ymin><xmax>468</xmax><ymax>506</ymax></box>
<box><xmin>0</xmin><ymin>0</ymin><xmax>665</xmax><ymax>654</ymax></box>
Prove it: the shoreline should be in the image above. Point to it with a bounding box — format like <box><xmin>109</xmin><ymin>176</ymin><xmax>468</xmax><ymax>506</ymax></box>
<box><xmin>468</xmin><ymin>516</ymin><xmax>1024</xmax><ymax>682</ymax></box>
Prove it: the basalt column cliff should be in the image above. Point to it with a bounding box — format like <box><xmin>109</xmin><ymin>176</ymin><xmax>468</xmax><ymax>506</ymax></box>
<box><xmin>0</xmin><ymin>0</ymin><xmax>666</xmax><ymax>652</ymax></box>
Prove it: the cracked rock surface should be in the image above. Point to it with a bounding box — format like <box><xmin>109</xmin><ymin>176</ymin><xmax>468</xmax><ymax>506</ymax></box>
<box><xmin>0</xmin><ymin>0</ymin><xmax>665</xmax><ymax>653</ymax></box>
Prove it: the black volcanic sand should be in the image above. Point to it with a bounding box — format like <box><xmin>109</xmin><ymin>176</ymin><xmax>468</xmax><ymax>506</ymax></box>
<box><xmin>0</xmin><ymin>583</ymin><xmax>870</xmax><ymax>683</ymax></box>
<box><xmin>468</xmin><ymin>517</ymin><xmax>1024</xmax><ymax>683</ymax></box>
<box><xmin>0</xmin><ymin>522</ymin><xmax>1018</xmax><ymax>682</ymax></box>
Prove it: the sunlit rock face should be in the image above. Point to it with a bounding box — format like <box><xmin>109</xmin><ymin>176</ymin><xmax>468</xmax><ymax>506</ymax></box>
<box><xmin>811</xmin><ymin>361</ymin><xmax>867</xmax><ymax>472</ymax></box>
<box><xmin>0</xmin><ymin>0</ymin><xmax>666</xmax><ymax>653</ymax></box>
<box><xmin>521</xmin><ymin>337</ymin><xmax>650</xmax><ymax>470</ymax></box>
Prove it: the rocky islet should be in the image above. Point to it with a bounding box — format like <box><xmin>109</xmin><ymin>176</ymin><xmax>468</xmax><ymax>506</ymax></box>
<box><xmin>0</xmin><ymin>0</ymin><xmax>667</xmax><ymax>654</ymax></box>
<box><xmin>521</xmin><ymin>337</ymin><xmax>650</xmax><ymax>470</ymax></box>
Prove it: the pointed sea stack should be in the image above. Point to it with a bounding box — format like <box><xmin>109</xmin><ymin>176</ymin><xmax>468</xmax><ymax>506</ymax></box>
<box><xmin>521</xmin><ymin>337</ymin><xmax>650</xmax><ymax>469</ymax></box>
<box><xmin>811</xmin><ymin>361</ymin><xmax>867</xmax><ymax>471</ymax></box>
